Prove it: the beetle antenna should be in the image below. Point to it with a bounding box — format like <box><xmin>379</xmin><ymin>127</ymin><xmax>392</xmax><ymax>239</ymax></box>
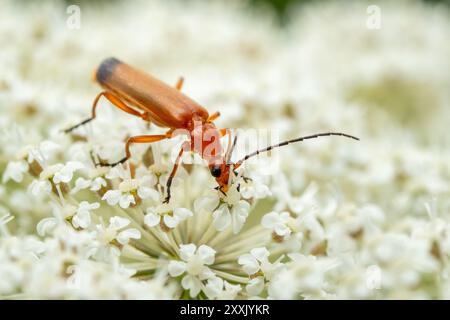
<box><xmin>234</xmin><ymin>132</ymin><xmax>359</xmax><ymax>167</ymax></box>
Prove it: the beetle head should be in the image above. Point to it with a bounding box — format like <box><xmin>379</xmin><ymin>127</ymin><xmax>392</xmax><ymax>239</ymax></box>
<box><xmin>209</xmin><ymin>162</ymin><xmax>232</xmax><ymax>193</ymax></box>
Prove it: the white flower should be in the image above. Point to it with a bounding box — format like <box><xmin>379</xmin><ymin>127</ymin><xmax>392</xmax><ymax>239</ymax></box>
<box><xmin>239</xmin><ymin>247</ymin><xmax>270</xmax><ymax>275</ymax></box>
<box><xmin>37</xmin><ymin>217</ymin><xmax>58</xmax><ymax>236</ymax></box>
<box><xmin>90</xmin><ymin>177</ymin><xmax>107</xmax><ymax>191</ymax></box>
<box><xmin>204</xmin><ymin>276</ymin><xmax>241</xmax><ymax>300</ymax></box>
<box><xmin>27</xmin><ymin>161</ymin><xmax>84</xmax><ymax>196</ymax></box>
<box><xmin>42</xmin><ymin>201</ymin><xmax>98</xmax><ymax>230</ymax></box>
<box><xmin>2</xmin><ymin>160</ymin><xmax>29</xmax><ymax>183</ymax></box>
<box><xmin>196</xmin><ymin>185</ymin><xmax>251</xmax><ymax>233</ymax></box>
<box><xmin>102</xmin><ymin>172</ymin><xmax>159</xmax><ymax>209</ymax></box>
<box><xmin>168</xmin><ymin>244</ymin><xmax>216</xmax><ymax>297</ymax></box>
<box><xmin>239</xmin><ymin>175</ymin><xmax>271</xmax><ymax>200</ymax></box>
<box><xmin>261</xmin><ymin>211</ymin><xmax>292</xmax><ymax>238</ymax></box>
<box><xmin>95</xmin><ymin>216</ymin><xmax>141</xmax><ymax>246</ymax></box>
<box><xmin>273</xmin><ymin>182</ymin><xmax>319</xmax><ymax>216</ymax></box>
<box><xmin>212</xmin><ymin>201</ymin><xmax>250</xmax><ymax>234</ymax></box>
<box><xmin>120</xmin><ymin>177</ymin><xmax>154</xmax><ymax>201</ymax></box>
<box><xmin>246</xmin><ymin>276</ymin><xmax>266</xmax><ymax>296</ymax></box>
<box><xmin>28</xmin><ymin>179</ymin><xmax>50</xmax><ymax>197</ymax></box>
<box><xmin>135</xmin><ymin>183</ymin><xmax>159</xmax><ymax>201</ymax></box>
<box><xmin>104</xmin><ymin>165</ymin><xmax>129</xmax><ymax>180</ymax></box>
<box><xmin>52</xmin><ymin>161</ymin><xmax>84</xmax><ymax>184</ymax></box>
<box><xmin>116</xmin><ymin>228</ymin><xmax>141</xmax><ymax>245</ymax></box>
<box><xmin>194</xmin><ymin>194</ymin><xmax>222</xmax><ymax>214</ymax></box>
<box><xmin>102</xmin><ymin>189</ymin><xmax>136</xmax><ymax>208</ymax></box>
<box><xmin>22</xmin><ymin>140</ymin><xmax>60</xmax><ymax>164</ymax></box>
<box><xmin>238</xmin><ymin>247</ymin><xmax>284</xmax><ymax>296</ymax></box>
<box><xmin>72</xmin><ymin>201</ymin><xmax>100</xmax><ymax>229</ymax></box>
<box><xmin>106</xmin><ymin>166</ymin><xmax>158</xmax><ymax>199</ymax></box>
<box><xmin>268</xmin><ymin>254</ymin><xmax>339</xmax><ymax>299</ymax></box>
<box><xmin>144</xmin><ymin>204</ymin><xmax>193</xmax><ymax>229</ymax></box>
<box><xmin>71</xmin><ymin>175</ymin><xmax>107</xmax><ymax>194</ymax></box>
<box><xmin>71</xmin><ymin>177</ymin><xmax>91</xmax><ymax>194</ymax></box>
<box><xmin>108</xmin><ymin>217</ymin><xmax>142</xmax><ymax>245</ymax></box>
<box><xmin>28</xmin><ymin>164</ymin><xmax>62</xmax><ymax>196</ymax></box>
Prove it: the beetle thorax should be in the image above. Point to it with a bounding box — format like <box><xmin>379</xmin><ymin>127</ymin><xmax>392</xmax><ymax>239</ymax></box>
<box><xmin>190</xmin><ymin>120</ymin><xmax>223</xmax><ymax>166</ymax></box>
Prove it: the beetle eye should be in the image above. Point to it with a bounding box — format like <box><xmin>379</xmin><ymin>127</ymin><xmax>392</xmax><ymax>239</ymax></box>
<box><xmin>210</xmin><ymin>165</ymin><xmax>221</xmax><ymax>177</ymax></box>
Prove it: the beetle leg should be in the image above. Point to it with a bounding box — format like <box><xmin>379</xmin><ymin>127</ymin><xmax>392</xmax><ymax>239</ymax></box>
<box><xmin>97</xmin><ymin>132</ymin><xmax>172</xmax><ymax>167</ymax></box>
<box><xmin>64</xmin><ymin>91</ymin><xmax>144</xmax><ymax>133</ymax></box>
<box><xmin>163</xmin><ymin>141</ymin><xmax>190</xmax><ymax>203</ymax></box>
<box><xmin>208</xmin><ymin>111</ymin><xmax>221</xmax><ymax>122</ymax></box>
<box><xmin>175</xmin><ymin>77</ymin><xmax>184</xmax><ymax>91</ymax></box>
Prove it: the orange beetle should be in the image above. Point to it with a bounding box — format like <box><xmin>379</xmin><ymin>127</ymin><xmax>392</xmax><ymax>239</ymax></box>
<box><xmin>65</xmin><ymin>57</ymin><xmax>358</xmax><ymax>202</ymax></box>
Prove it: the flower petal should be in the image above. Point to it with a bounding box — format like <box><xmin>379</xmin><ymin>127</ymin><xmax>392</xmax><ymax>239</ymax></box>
<box><xmin>119</xmin><ymin>194</ymin><xmax>135</xmax><ymax>209</ymax></box>
<box><xmin>144</xmin><ymin>213</ymin><xmax>160</xmax><ymax>227</ymax></box>
<box><xmin>109</xmin><ymin>216</ymin><xmax>130</xmax><ymax>230</ymax></box>
<box><xmin>163</xmin><ymin>214</ymin><xmax>178</xmax><ymax>228</ymax></box>
<box><xmin>261</xmin><ymin>211</ymin><xmax>279</xmax><ymax>229</ymax></box>
<box><xmin>72</xmin><ymin>210</ymin><xmax>91</xmax><ymax>229</ymax></box>
<box><xmin>174</xmin><ymin>208</ymin><xmax>193</xmax><ymax>220</ymax></box>
<box><xmin>72</xmin><ymin>177</ymin><xmax>91</xmax><ymax>194</ymax></box>
<box><xmin>212</xmin><ymin>204</ymin><xmax>231</xmax><ymax>231</ymax></box>
<box><xmin>246</xmin><ymin>277</ymin><xmax>265</xmax><ymax>296</ymax></box>
<box><xmin>230</xmin><ymin>201</ymin><xmax>249</xmax><ymax>234</ymax></box>
<box><xmin>274</xmin><ymin>223</ymin><xmax>290</xmax><ymax>237</ymax></box>
<box><xmin>181</xmin><ymin>275</ymin><xmax>202</xmax><ymax>297</ymax></box>
<box><xmin>53</xmin><ymin>161</ymin><xmax>84</xmax><ymax>184</ymax></box>
<box><xmin>117</xmin><ymin>228</ymin><xmax>141</xmax><ymax>245</ymax></box>
<box><xmin>29</xmin><ymin>179</ymin><xmax>52</xmax><ymax>197</ymax></box>
<box><xmin>168</xmin><ymin>261</ymin><xmax>187</xmax><ymax>277</ymax></box>
<box><xmin>137</xmin><ymin>186</ymin><xmax>160</xmax><ymax>201</ymax></box>
<box><xmin>194</xmin><ymin>195</ymin><xmax>220</xmax><ymax>213</ymax></box>
<box><xmin>36</xmin><ymin>217</ymin><xmax>58</xmax><ymax>236</ymax></box>
<box><xmin>90</xmin><ymin>177</ymin><xmax>107</xmax><ymax>191</ymax></box>
<box><xmin>204</xmin><ymin>276</ymin><xmax>223</xmax><ymax>299</ymax></box>
<box><xmin>251</xmin><ymin>247</ymin><xmax>270</xmax><ymax>262</ymax></box>
<box><xmin>102</xmin><ymin>190</ymin><xmax>121</xmax><ymax>206</ymax></box>
<box><xmin>179</xmin><ymin>244</ymin><xmax>197</xmax><ymax>261</ymax></box>
<box><xmin>2</xmin><ymin>160</ymin><xmax>29</xmax><ymax>183</ymax></box>
<box><xmin>238</xmin><ymin>254</ymin><xmax>260</xmax><ymax>275</ymax></box>
<box><xmin>198</xmin><ymin>245</ymin><xmax>216</xmax><ymax>265</ymax></box>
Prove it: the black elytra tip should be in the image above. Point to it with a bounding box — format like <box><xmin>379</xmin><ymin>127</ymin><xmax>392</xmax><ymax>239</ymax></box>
<box><xmin>96</xmin><ymin>57</ymin><xmax>122</xmax><ymax>84</ymax></box>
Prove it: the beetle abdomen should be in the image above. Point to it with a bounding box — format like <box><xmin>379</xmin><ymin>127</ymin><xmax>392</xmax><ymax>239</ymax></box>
<box><xmin>96</xmin><ymin>57</ymin><xmax>122</xmax><ymax>84</ymax></box>
<box><xmin>94</xmin><ymin>57</ymin><xmax>210</xmax><ymax>128</ymax></box>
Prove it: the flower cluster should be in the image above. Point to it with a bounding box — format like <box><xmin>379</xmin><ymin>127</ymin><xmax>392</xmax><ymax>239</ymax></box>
<box><xmin>1</xmin><ymin>0</ymin><xmax>450</xmax><ymax>299</ymax></box>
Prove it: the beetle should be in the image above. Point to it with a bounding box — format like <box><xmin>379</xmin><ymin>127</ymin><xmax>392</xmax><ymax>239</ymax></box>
<box><xmin>65</xmin><ymin>57</ymin><xmax>359</xmax><ymax>203</ymax></box>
